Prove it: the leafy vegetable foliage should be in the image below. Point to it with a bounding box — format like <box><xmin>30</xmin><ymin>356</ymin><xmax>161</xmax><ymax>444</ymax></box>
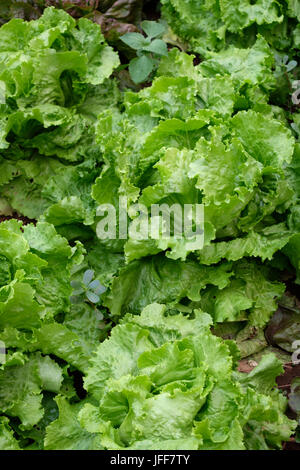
<box><xmin>0</xmin><ymin>2</ymin><xmax>300</xmax><ymax>450</ymax></box>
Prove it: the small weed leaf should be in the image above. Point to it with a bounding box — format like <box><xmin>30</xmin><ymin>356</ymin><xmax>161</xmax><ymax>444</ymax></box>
<box><xmin>120</xmin><ymin>20</ymin><xmax>168</xmax><ymax>84</ymax></box>
<box><xmin>142</xmin><ymin>39</ymin><xmax>168</xmax><ymax>56</ymax></box>
<box><xmin>129</xmin><ymin>55</ymin><xmax>154</xmax><ymax>84</ymax></box>
<box><xmin>86</xmin><ymin>291</ymin><xmax>100</xmax><ymax>304</ymax></box>
<box><xmin>83</xmin><ymin>269</ymin><xmax>95</xmax><ymax>286</ymax></box>
<box><xmin>70</xmin><ymin>270</ymin><xmax>107</xmax><ymax>305</ymax></box>
<box><xmin>121</xmin><ymin>32</ymin><xmax>149</xmax><ymax>50</ymax></box>
<box><xmin>141</xmin><ymin>20</ymin><xmax>165</xmax><ymax>39</ymax></box>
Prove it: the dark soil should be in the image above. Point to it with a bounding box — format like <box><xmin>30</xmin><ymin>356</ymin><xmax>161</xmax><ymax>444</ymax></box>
<box><xmin>0</xmin><ymin>214</ymin><xmax>36</xmax><ymax>225</ymax></box>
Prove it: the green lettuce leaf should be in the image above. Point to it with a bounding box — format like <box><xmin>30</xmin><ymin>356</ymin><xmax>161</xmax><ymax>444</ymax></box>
<box><xmin>80</xmin><ymin>304</ymin><xmax>296</xmax><ymax>450</ymax></box>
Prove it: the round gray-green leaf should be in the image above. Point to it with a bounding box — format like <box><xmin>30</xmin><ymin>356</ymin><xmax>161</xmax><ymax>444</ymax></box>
<box><xmin>86</xmin><ymin>291</ymin><xmax>100</xmax><ymax>304</ymax></box>
<box><xmin>88</xmin><ymin>279</ymin><xmax>101</xmax><ymax>290</ymax></box>
<box><xmin>89</xmin><ymin>279</ymin><xmax>106</xmax><ymax>295</ymax></box>
<box><xmin>83</xmin><ymin>269</ymin><xmax>94</xmax><ymax>286</ymax></box>
<box><xmin>287</xmin><ymin>60</ymin><xmax>298</xmax><ymax>72</ymax></box>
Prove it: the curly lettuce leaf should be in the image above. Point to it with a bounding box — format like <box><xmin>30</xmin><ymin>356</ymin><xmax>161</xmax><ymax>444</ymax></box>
<box><xmin>80</xmin><ymin>304</ymin><xmax>296</xmax><ymax>450</ymax></box>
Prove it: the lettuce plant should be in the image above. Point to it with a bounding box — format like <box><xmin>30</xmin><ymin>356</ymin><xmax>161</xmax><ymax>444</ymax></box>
<box><xmin>53</xmin><ymin>304</ymin><xmax>296</xmax><ymax>450</ymax></box>
<box><xmin>0</xmin><ymin>7</ymin><xmax>120</xmax><ymax>230</ymax></box>
<box><xmin>0</xmin><ymin>2</ymin><xmax>299</xmax><ymax>451</ymax></box>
